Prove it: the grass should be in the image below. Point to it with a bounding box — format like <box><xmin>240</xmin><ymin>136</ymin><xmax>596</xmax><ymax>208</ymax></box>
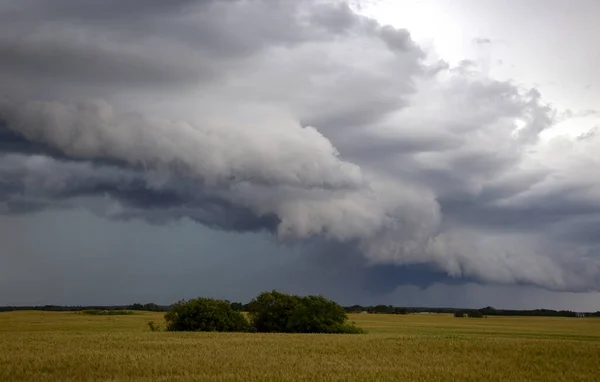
<box><xmin>1</xmin><ymin>311</ymin><xmax>599</xmax><ymax>381</ymax></box>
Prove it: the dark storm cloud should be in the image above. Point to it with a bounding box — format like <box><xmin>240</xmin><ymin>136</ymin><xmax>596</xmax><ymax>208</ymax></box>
<box><xmin>362</xmin><ymin>264</ymin><xmax>467</xmax><ymax>294</ymax></box>
<box><xmin>0</xmin><ymin>38</ymin><xmax>197</xmax><ymax>87</ymax></box>
<box><xmin>0</xmin><ymin>152</ymin><xmax>280</xmax><ymax>233</ymax></box>
<box><xmin>263</xmin><ymin>240</ymin><xmax>470</xmax><ymax>299</ymax></box>
<box><xmin>0</xmin><ymin>0</ymin><xmax>199</xmax><ymax>21</ymax></box>
<box><xmin>0</xmin><ymin>0</ymin><xmax>599</xmax><ymax>296</ymax></box>
<box><xmin>0</xmin><ymin>123</ymin><xmax>42</xmax><ymax>155</ymax></box>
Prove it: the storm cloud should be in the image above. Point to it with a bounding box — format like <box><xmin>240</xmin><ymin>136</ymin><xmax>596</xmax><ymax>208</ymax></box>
<box><xmin>1</xmin><ymin>0</ymin><xmax>599</xmax><ymax>300</ymax></box>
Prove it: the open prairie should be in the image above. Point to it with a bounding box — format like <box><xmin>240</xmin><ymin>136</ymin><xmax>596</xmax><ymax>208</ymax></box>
<box><xmin>1</xmin><ymin>311</ymin><xmax>599</xmax><ymax>381</ymax></box>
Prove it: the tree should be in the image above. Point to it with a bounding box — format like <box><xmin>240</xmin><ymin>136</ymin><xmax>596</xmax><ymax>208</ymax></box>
<box><xmin>143</xmin><ymin>303</ymin><xmax>160</xmax><ymax>311</ymax></box>
<box><xmin>468</xmin><ymin>310</ymin><xmax>484</xmax><ymax>318</ymax></box>
<box><xmin>247</xmin><ymin>290</ymin><xmax>300</xmax><ymax>333</ymax></box>
<box><xmin>287</xmin><ymin>295</ymin><xmax>349</xmax><ymax>333</ymax></box>
<box><xmin>164</xmin><ymin>297</ymin><xmax>250</xmax><ymax>332</ymax></box>
<box><xmin>479</xmin><ymin>306</ymin><xmax>497</xmax><ymax>316</ymax></box>
<box><xmin>230</xmin><ymin>302</ymin><xmax>244</xmax><ymax>312</ymax></box>
<box><xmin>454</xmin><ymin>310</ymin><xmax>466</xmax><ymax>318</ymax></box>
<box><xmin>455</xmin><ymin>310</ymin><xmax>484</xmax><ymax>318</ymax></box>
<box><xmin>371</xmin><ymin>304</ymin><xmax>394</xmax><ymax>314</ymax></box>
<box><xmin>247</xmin><ymin>290</ymin><xmax>364</xmax><ymax>334</ymax></box>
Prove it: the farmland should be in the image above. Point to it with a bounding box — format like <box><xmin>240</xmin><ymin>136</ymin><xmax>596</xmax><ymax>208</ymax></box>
<box><xmin>1</xmin><ymin>311</ymin><xmax>599</xmax><ymax>381</ymax></box>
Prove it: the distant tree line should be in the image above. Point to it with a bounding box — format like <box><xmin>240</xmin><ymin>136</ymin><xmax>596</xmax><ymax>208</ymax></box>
<box><xmin>341</xmin><ymin>305</ymin><xmax>600</xmax><ymax>318</ymax></box>
<box><xmin>475</xmin><ymin>306</ymin><xmax>595</xmax><ymax>318</ymax></box>
<box><xmin>344</xmin><ymin>305</ymin><xmax>411</xmax><ymax>314</ymax></box>
<box><xmin>81</xmin><ymin>309</ymin><xmax>134</xmax><ymax>316</ymax></box>
<box><xmin>0</xmin><ymin>304</ymin><xmax>170</xmax><ymax>313</ymax></box>
<box><xmin>0</xmin><ymin>302</ymin><xmax>242</xmax><ymax>313</ymax></box>
<box><xmin>127</xmin><ymin>303</ymin><xmax>169</xmax><ymax>312</ymax></box>
<box><xmin>1</xmin><ymin>303</ymin><xmax>598</xmax><ymax>318</ymax></box>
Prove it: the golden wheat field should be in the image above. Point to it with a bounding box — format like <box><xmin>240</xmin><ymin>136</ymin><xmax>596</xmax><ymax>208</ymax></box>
<box><xmin>1</xmin><ymin>311</ymin><xmax>599</xmax><ymax>381</ymax></box>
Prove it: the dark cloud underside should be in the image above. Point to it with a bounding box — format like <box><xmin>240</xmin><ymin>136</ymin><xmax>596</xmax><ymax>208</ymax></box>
<box><xmin>0</xmin><ymin>0</ymin><xmax>599</xmax><ymax>304</ymax></box>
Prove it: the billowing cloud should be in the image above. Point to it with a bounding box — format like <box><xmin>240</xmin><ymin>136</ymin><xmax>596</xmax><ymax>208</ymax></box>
<box><xmin>0</xmin><ymin>0</ymin><xmax>599</xmax><ymax>295</ymax></box>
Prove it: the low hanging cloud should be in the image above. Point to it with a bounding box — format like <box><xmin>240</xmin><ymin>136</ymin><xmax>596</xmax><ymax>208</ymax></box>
<box><xmin>0</xmin><ymin>0</ymin><xmax>599</xmax><ymax>293</ymax></box>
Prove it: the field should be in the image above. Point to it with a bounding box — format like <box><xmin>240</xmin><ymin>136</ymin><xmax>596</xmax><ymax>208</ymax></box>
<box><xmin>1</xmin><ymin>311</ymin><xmax>599</xmax><ymax>381</ymax></box>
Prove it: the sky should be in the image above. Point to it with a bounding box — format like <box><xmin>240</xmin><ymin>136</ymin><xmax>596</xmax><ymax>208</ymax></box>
<box><xmin>0</xmin><ymin>0</ymin><xmax>599</xmax><ymax>310</ymax></box>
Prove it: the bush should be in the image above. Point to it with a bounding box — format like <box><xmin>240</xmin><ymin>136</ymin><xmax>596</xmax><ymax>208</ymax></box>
<box><xmin>248</xmin><ymin>290</ymin><xmax>364</xmax><ymax>334</ymax></box>
<box><xmin>330</xmin><ymin>322</ymin><xmax>365</xmax><ymax>334</ymax></box>
<box><xmin>147</xmin><ymin>321</ymin><xmax>161</xmax><ymax>332</ymax></box>
<box><xmin>164</xmin><ymin>298</ymin><xmax>250</xmax><ymax>332</ymax></box>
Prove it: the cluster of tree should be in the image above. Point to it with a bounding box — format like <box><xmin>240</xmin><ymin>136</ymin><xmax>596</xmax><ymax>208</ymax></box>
<box><xmin>453</xmin><ymin>310</ymin><xmax>484</xmax><ymax>318</ymax></box>
<box><xmin>165</xmin><ymin>297</ymin><xmax>251</xmax><ymax>332</ymax></box>
<box><xmin>164</xmin><ymin>290</ymin><xmax>364</xmax><ymax>334</ymax></box>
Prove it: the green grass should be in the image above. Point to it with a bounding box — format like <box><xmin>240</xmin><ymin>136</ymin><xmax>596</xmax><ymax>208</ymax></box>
<box><xmin>1</xmin><ymin>311</ymin><xmax>599</xmax><ymax>381</ymax></box>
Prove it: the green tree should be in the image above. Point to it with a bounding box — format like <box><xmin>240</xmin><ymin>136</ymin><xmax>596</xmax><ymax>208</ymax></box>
<box><xmin>287</xmin><ymin>295</ymin><xmax>348</xmax><ymax>333</ymax></box>
<box><xmin>453</xmin><ymin>310</ymin><xmax>466</xmax><ymax>318</ymax></box>
<box><xmin>468</xmin><ymin>310</ymin><xmax>484</xmax><ymax>318</ymax></box>
<box><xmin>164</xmin><ymin>297</ymin><xmax>250</xmax><ymax>332</ymax></box>
<box><xmin>247</xmin><ymin>290</ymin><xmax>300</xmax><ymax>332</ymax></box>
<box><xmin>479</xmin><ymin>306</ymin><xmax>497</xmax><ymax>316</ymax></box>
<box><xmin>143</xmin><ymin>303</ymin><xmax>160</xmax><ymax>311</ymax></box>
<box><xmin>248</xmin><ymin>290</ymin><xmax>364</xmax><ymax>334</ymax></box>
<box><xmin>230</xmin><ymin>302</ymin><xmax>244</xmax><ymax>312</ymax></box>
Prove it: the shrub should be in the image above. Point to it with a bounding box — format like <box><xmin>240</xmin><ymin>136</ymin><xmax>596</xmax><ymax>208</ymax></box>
<box><xmin>248</xmin><ymin>290</ymin><xmax>364</xmax><ymax>334</ymax></box>
<box><xmin>164</xmin><ymin>298</ymin><xmax>250</xmax><ymax>332</ymax></box>
<box><xmin>330</xmin><ymin>322</ymin><xmax>365</xmax><ymax>334</ymax></box>
<box><xmin>147</xmin><ymin>321</ymin><xmax>160</xmax><ymax>332</ymax></box>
